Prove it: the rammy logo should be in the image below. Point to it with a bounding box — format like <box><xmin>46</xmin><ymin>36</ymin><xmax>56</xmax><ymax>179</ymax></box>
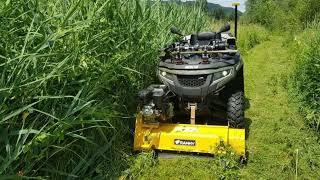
<box><xmin>174</xmin><ymin>139</ymin><xmax>196</xmax><ymax>146</ymax></box>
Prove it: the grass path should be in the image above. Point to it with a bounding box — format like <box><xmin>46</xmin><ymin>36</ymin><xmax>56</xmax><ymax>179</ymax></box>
<box><xmin>241</xmin><ymin>37</ymin><xmax>320</xmax><ymax>179</ymax></box>
<box><xmin>133</xmin><ymin>37</ymin><xmax>320</xmax><ymax>179</ymax></box>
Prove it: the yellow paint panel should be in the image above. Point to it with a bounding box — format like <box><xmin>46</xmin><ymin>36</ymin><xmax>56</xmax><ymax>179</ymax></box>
<box><xmin>134</xmin><ymin>114</ymin><xmax>246</xmax><ymax>156</ymax></box>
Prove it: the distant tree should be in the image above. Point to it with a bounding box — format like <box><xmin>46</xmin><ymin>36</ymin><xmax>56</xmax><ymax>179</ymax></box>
<box><xmin>245</xmin><ymin>0</ymin><xmax>320</xmax><ymax>30</ymax></box>
<box><xmin>210</xmin><ymin>8</ymin><xmax>226</xmax><ymax>20</ymax></box>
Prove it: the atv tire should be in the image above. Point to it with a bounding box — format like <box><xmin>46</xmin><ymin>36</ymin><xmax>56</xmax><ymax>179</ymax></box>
<box><xmin>227</xmin><ymin>91</ymin><xmax>245</xmax><ymax>128</ymax></box>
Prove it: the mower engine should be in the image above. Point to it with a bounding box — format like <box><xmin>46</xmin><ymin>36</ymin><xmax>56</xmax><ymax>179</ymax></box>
<box><xmin>137</xmin><ymin>85</ymin><xmax>174</xmax><ymax>124</ymax></box>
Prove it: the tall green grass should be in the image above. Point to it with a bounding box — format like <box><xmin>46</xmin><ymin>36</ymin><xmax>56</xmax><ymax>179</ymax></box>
<box><xmin>0</xmin><ymin>0</ymin><xmax>210</xmax><ymax>178</ymax></box>
<box><xmin>289</xmin><ymin>22</ymin><xmax>320</xmax><ymax>131</ymax></box>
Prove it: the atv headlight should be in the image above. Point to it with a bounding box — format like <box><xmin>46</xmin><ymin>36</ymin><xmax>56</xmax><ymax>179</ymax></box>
<box><xmin>159</xmin><ymin>70</ymin><xmax>174</xmax><ymax>85</ymax></box>
<box><xmin>213</xmin><ymin>69</ymin><xmax>231</xmax><ymax>81</ymax></box>
<box><xmin>222</xmin><ymin>70</ymin><xmax>229</xmax><ymax>76</ymax></box>
<box><xmin>159</xmin><ymin>70</ymin><xmax>173</xmax><ymax>80</ymax></box>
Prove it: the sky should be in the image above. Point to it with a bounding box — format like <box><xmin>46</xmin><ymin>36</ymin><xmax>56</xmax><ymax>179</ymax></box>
<box><xmin>209</xmin><ymin>0</ymin><xmax>246</xmax><ymax>12</ymax></box>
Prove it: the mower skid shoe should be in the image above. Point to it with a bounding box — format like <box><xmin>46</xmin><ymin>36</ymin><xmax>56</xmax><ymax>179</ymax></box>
<box><xmin>134</xmin><ymin>114</ymin><xmax>245</xmax><ymax>156</ymax></box>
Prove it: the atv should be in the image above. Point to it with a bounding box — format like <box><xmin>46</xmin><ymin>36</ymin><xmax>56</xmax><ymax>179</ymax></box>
<box><xmin>134</xmin><ymin>4</ymin><xmax>246</xmax><ymax>156</ymax></box>
<box><xmin>156</xmin><ymin>24</ymin><xmax>244</xmax><ymax>128</ymax></box>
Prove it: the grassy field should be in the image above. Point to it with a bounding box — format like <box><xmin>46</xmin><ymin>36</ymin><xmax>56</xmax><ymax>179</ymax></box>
<box><xmin>128</xmin><ymin>36</ymin><xmax>320</xmax><ymax>179</ymax></box>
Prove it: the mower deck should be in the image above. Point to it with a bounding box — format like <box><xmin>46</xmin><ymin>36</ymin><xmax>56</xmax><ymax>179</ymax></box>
<box><xmin>134</xmin><ymin>114</ymin><xmax>245</xmax><ymax>156</ymax></box>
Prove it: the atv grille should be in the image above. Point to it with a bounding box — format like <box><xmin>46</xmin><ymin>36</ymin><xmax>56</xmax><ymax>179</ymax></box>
<box><xmin>177</xmin><ymin>75</ymin><xmax>207</xmax><ymax>87</ymax></box>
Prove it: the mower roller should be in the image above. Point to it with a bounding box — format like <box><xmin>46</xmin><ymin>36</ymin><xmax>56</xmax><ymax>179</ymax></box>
<box><xmin>134</xmin><ymin>3</ymin><xmax>246</xmax><ymax>156</ymax></box>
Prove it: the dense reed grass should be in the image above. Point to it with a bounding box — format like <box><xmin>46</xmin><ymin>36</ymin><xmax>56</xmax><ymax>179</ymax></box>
<box><xmin>0</xmin><ymin>0</ymin><xmax>210</xmax><ymax>178</ymax></box>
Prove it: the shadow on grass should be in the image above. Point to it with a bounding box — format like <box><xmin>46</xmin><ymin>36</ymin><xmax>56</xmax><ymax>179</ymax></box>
<box><xmin>245</xmin><ymin>117</ymin><xmax>252</xmax><ymax>140</ymax></box>
<box><xmin>243</xmin><ymin>96</ymin><xmax>252</xmax><ymax>163</ymax></box>
<box><xmin>244</xmin><ymin>96</ymin><xmax>252</xmax><ymax>140</ymax></box>
<box><xmin>245</xmin><ymin>97</ymin><xmax>251</xmax><ymax>110</ymax></box>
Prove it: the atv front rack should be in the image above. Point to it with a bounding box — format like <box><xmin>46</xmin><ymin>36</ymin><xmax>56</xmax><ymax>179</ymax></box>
<box><xmin>133</xmin><ymin>113</ymin><xmax>245</xmax><ymax>156</ymax></box>
<box><xmin>171</xmin><ymin>49</ymin><xmax>238</xmax><ymax>55</ymax></box>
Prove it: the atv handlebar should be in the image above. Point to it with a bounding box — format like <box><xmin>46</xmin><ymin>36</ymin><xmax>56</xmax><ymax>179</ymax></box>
<box><xmin>170</xmin><ymin>26</ymin><xmax>184</xmax><ymax>36</ymax></box>
<box><xmin>217</xmin><ymin>24</ymin><xmax>231</xmax><ymax>34</ymax></box>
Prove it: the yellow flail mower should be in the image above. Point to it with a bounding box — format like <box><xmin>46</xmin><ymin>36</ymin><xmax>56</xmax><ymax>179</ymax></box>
<box><xmin>134</xmin><ymin>113</ymin><xmax>245</xmax><ymax>155</ymax></box>
<box><xmin>134</xmin><ymin>3</ymin><xmax>245</xmax><ymax>157</ymax></box>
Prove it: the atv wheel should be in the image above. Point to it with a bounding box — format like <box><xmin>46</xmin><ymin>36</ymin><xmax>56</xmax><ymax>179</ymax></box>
<box><xmin>227</xmin><ymin>91</ymin><xmax>245</xmax><ymax>128</ymax></box>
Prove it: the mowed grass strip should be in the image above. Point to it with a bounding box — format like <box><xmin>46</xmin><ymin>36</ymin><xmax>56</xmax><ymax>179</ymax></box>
<box><xmin>242</xmin><ymin>37</ymin><xmax>320</xmax><ymax>179</ymax></box>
